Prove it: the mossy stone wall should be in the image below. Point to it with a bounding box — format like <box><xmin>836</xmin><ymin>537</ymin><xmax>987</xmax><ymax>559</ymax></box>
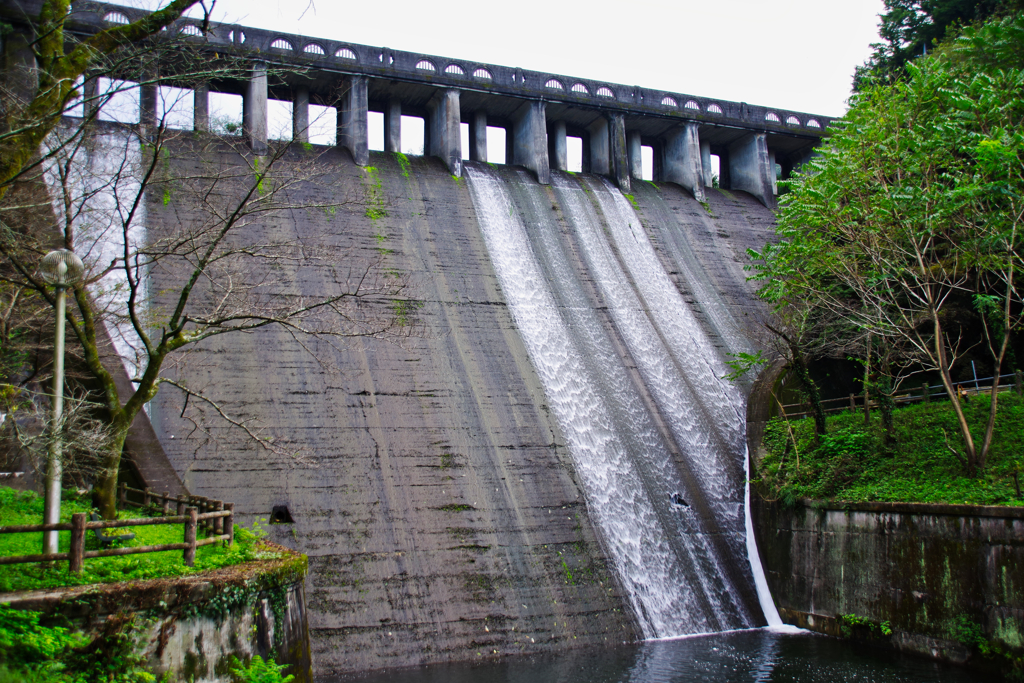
<box><xmin>752</xmin><ymin>495</ymin><xmax>1024</xmax><ymax>678</ymax></box>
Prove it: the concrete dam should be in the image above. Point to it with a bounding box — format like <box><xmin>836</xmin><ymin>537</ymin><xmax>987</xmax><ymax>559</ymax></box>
<box><xmin>0</xmin><ymin>1</ymin><xmax>832</xmax><ymax>677</ymax></box>
<box><xmin>145</xmin><ymin>149</ymin><xmax>783</xmax><ymax>677</ymax></box>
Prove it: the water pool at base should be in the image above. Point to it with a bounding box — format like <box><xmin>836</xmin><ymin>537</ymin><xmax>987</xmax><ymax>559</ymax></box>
<box><xmin>331</xmin><ymin>629</ymin><xmax>987</xmax><ymax>683</ymax></box>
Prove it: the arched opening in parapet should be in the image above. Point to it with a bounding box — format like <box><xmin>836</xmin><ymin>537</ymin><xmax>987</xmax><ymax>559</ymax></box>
<box><xmin>368</xmin><ymin>110</ymin><xmax>384</xmax><ymax>150</ymax></box>
<box><xmin>566</xmin><ymin>136</ymin><xmax>583</xmax><ymax>173</ymax></box>
<box><xmin>401</xmin><ymin>115</ymin><xmax>425</xmax><ymax>156</ymax></box>
<box><xmin>209</xmin><ymin>92</ymin><xmax>243</xmax><ymax>135</ymax></box>
<box><xmin>487</xmin><ymin>126</ymin><xmax>506</xmax><ymax>164</ymax></box>
<box><xmin>157</xmin><ymin>85</ymin><xmax>193</xmax><ymax>129</ymax></box>
<box><xmin>641</xmin><ymin>145</ymin><xmax>654</xmax><ymax>181</ymax></box>
<box><xmin>268</xmin><ymin>98</ymin><xmax>292</xmax><ymax>140</ymax></box>
<box><xmin>97</xmin><ymin>77</ymin><xmax>139</xmax><ymax>123</ymax></box>
<box><xmin>460</xmin><ymin>122</ymin><xmax>470</xmax><ymax>160</ymax></box>
<box><xmin>308</xmin><ymin>104</ymin><xmax>335</xmax><ymax>145</ymax></box>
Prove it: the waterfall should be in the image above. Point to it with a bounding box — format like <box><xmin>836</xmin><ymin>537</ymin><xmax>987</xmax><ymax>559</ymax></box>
<box><xmin>465</xmin><ymin>164</ymin><xmax>766</xmax><ymax>638</ymax></box>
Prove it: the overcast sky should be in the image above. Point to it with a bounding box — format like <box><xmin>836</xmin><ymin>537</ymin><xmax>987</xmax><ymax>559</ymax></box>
<box><xmin>136</xmin><ymin>0</ymin><xmax>885</xmax><ymax>118</ymax></box>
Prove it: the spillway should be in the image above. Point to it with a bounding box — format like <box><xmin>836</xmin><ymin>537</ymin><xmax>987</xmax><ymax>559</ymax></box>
<box><xmin>139</xmin><ymin>147</ymin><xmax>778</xmax><ymax>676</ymax></box>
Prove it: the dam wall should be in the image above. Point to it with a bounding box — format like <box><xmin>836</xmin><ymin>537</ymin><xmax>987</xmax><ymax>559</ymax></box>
<box><xmin>138</xmin><ymin>143</ymin><xmax>777</xmax><ymax>676</ymax></box>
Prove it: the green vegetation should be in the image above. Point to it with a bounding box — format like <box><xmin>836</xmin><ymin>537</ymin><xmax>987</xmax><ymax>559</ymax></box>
<box><xmin>757</xmin><ymin>393</ymin><xmax>1024</xmax><ymax>505</ymax></box>
<box><xmin>749</xmin><ymin>12</ymin><xmax>1024</xmax><ymax>476</ymax></box>
<box><xmin>394</xmin><ymin>152</ymin><xmax>412</xmax><ymax>178</ymax></box>
<box><xmin>0</xmin><ymin>487</ymin><xmax>277</xmax><ymax>593</ymax></box>
<box><xmin>838</xmin><ymin>613</ymin><xmax>893</xmax><ymax>638</ymax></box>
<box><xmin>229</xmin><ymin>655</ymin><xmax>294</xmax><ymax>683</ymax></box>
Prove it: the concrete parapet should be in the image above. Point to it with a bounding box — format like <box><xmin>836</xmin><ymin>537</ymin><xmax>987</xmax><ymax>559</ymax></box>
<box><xmin>243</xmin><ymin>61</ymin><xmax>268</xmax><ymax>154</ymax></box>
<box><xmin>627</xmin><ymin>130</ymin><xmax>642</xmax><ymax>181</ymax></box>
<box><xmin>549</xmin><ymin>120</ymin><xmax>567</xmax><ymax>172</ymax></box>
<box><xmin>663</xmin><ymin>123</ymin><xmax>705</xmax><ymax>202</ymax></box>
<box><xmin>385</xmin><ymin>99</ymin><xmax>401</xmax><ymax>154</ymax></box>
<box><xmin>469</xmin><ymin>110</ymin><xmax>487</xmax><ymax>162</ymax></box>
<box><xmin>292</xmin><ymin>86</ymin><xmax>309</xmax><ymax>144</ymax></box>
<box><xmin>339</xmin><ymin>75</ymin><xmax>369</xmax><ymax>166</ymax></box>
<box><xmin>512</xmin><ymin>100</ymin><xmax>549</xmax><ymax>184</ymax></box>
<box><xmin>728</xmin><ymin>132</ymin><xmax>774</xmax><ymax>208</ymax></box>
<box><xmin>428</xmin><ymin>88</ymin><xmax>461</xmax><ymax>176</ymax></box>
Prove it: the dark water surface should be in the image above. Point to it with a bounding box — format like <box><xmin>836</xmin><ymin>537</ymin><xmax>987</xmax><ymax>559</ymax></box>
<box><xmin>331</xmin><ymin>629</ymin><xmax>986</xmax><ymax>683</ymax></box>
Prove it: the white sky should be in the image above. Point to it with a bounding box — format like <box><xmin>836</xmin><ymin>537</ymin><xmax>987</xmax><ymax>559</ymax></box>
<box><xmin>133</xmin><ymin>0</ymin><xmax>885</xmax><ymax>118</ymax></box>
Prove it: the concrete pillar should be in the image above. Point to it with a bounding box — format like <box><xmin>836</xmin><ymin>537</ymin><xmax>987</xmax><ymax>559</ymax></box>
<box><xmin>588</xmin><ymin>118</ymin><xmax>610</xmax><ymax>176</ymax></box>
<box><xmin>292</xmin><ymin>86</ymin><xmax>309</xmax><ymax>143</ymax></box>
<box><xmin>609</xmin><ymin>114</ymin><xmax>629</xmax><ymax>191</ymax></box>
<box><xmin>339</xmin><ymin>75</ymin><xmax>369</xmax><ymax>166</ymax></box>
<box><xmin>728</xmin><ymin>132</ymin><xmax>775</xmax><ymax>208</ymax></box>
<box><xmin>768</xmin><ymin>149</ymin><xmax>778</xmax><ymax>196</ymax></box>
<box><xmin>140</xmin><ymin>64</ymin><xmax>158</xmax><ymax>132</ymax></box>
<box><xmin>193</xmin><ymin>82</ymin><xmax>209</xmax><ymax>132</ymax></box>
<box><xmin>700</xmin><ymin>141</ymin><xmax>712</xmax><ymax>187</ymax></box>
<box><xmin>83</xmin><ymin>76</ymin><xmax>99</xmax><ymax>120</ymax></box>
<box><xmin>469</xmin><ymin>110</ymin><xmax>487</xmax><ymax>162</ymax></box>
<box><xmin>384</xmin><ymin>99</ymin><xmax>401</xmax><ymax>153</ymax></box>
<box><xmin>428</xmin><ymin>88</ymin><xmax>461</xmax><ymax>176</ymax></box>
<box><xmin>504</xmin><ymin>126</ymin><xmax>514</xmax><ymax>166</ymax></box>
<box><xmin>548</xmin><ymin>120</ymin><xmax>567</xmax><ymax>172</ymax></box>
<box><xmin>243</xmin><ymin>61</ymin><xmax>268</xmax><ymax>154</ymax></box>
<box><xmin>627</xmin><ymin>130</ymin><xmax>642</xmax><ymax>181</ymax></box>
<box><xmin>663</xmin><ymin>123</ymin><xmax>705</xmax><ymax>202</ymax></box>
<box><xmin>512</xmin><ymin>100</ymin><xmax>549</xmax><ymax>184</ymax></box>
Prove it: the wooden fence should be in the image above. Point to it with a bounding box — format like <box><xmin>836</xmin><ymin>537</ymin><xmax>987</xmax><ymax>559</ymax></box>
<box><xmin>779</xmin><ymin>371</ymin><xmax>1022</xmax><ymax>419</ymax></box>
<box><xmin>0</xmin><ymin>486</ymin><xmax>234</xmax><ymax>572</ymax></box>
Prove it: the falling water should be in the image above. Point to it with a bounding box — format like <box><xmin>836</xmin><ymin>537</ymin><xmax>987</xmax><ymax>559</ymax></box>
<box><xmin>465</xmin><ymin>164</ymin><xmax>765</xmax><ymax>637</ymax></box>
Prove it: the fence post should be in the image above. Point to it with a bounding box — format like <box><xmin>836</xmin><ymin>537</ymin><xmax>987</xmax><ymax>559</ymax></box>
<box><xmin>214</xmin><ymin>500</ymin><xmax>224</xmax><ymax>535</ymax></box>
<box><xmin>143</xmin><ymin>488</ymin><xmax>152</xmax><ymax>507</ymax></box>
<box><xmin>176</xmin><ymin>498</ymin><xmax>185</xmax><ymax>515</ymax></box>
<box><xmin>225</xmin><ymin>503</ymin><xmax>234</xmax><ymax>546</ymax></box>
<box><xmin>183</xmin><ymin>507</ymin><xmax>197</xmax><ymax>567</ymax></box>
<box><xmin>848</xmin><ymin>393</ymin><xmax>855</xmax><ymax>412</ymax></box>
<box><xmin>119</xmin><ymin>482</ymin><xmax>127</xmax><ymax>506</ymax></box>
<box><xmin>69</xmin><ymin>513</ymin><xmax>86</xmax><ymax>573</ymax></box>
<box><xmin>1016</xmin><ymin>369</ymin><xmax>1023</xmax><ymax>396</ymax></box>
<box><xmin>162</xmin><ymin>491</ymin><xmax>170</xmax><ymax>515</ymax></box>
<box><xmin>922</xmin><ymin>382</ymin><xmax>930</xmax><ymax>404</ymax></box>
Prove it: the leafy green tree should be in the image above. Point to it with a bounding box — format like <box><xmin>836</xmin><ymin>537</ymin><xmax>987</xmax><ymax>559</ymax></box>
<box><xmin>754</xmin><ymin>13</ymin><xmax>1024</xmax><ymax>476</ymax></box>
<box><xmin>853</xmin><ymin>0</ymin><xmax>1023</xmax><ymax>89</ymax></box>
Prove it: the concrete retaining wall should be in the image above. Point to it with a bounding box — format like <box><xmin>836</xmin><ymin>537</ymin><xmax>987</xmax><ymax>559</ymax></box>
<box><xmin>752</xmin><ymin>496</ymin><xmax>1024</xmax><ymax>677</ymax></box>
<box><xmin>1</xmin><ymin>547</ymin><xmax>311</xmax><ymax>683</ymax></box>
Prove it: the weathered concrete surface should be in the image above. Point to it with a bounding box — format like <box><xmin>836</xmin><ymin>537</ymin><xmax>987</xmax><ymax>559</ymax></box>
<box><xmin>663</xmin><ymin>124</ymin><xmax>706</xmax><ymax>203</ymax></box>
<box><xmin>728</xmin><ymin>133</ymin><xmax>775</xmax><ymax>209</ymax></box>
<box><xmin>143</xmin><ymin>146</ymin><xmax>778</xmax><ymax>677</ymax></box>
<box><xmin>751</xmin><ymin>496</ymin><xmax>1024</xmax><ymax>677</ymax></box>
<box><xmin>0</xmin><ymin>547</ymin><xmax>311</xmax><ymax>683</ymax></box>
<box><xmin>512</xmin><ymin>100</ymin><xmax>549</xmax><ymax>184</ymax></box>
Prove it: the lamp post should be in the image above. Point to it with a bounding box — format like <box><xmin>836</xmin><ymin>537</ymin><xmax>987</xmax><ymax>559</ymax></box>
<box><xmin>38</xmin><ymin>249</ymin><xmax>84</xmax><ymax>556</ymax></box>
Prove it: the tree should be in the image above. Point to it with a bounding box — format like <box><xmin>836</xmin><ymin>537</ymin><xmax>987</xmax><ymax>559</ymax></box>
<box><xmin>0</xmin><ymin>3</ymin><xmax>409</xmax><ymax>518</ymax></box>
<box><xmin>852</xmin><ymin>0</ymin><xmax>1023</xmax><ymax>89</ymax></box>
<box><xmin>754</xmin><ymin>12</ymin><xmax>1024</xmax><ymax>476</ymax></box>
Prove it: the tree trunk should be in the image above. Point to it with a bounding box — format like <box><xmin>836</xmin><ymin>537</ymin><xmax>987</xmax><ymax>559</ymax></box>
<box><xmin>94</xmin><ymin>428</ymin><xmax>129</xmax><ymax>519</ymax></box>
<box><xmin>789</xmin><ymin>344</ymin><xmax>827</xmax><ymax>437</ymax></box>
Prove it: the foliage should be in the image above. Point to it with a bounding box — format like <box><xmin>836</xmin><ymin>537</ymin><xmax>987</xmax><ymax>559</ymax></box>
<box><xmin>228</xmin><ymin>655</ymin><xmax>295</xmax><ymax>683</ymax></box>
<box><xmin>853</xmin><ymin>0</ymin><xmax>1023</xmax><ymax>89</ymax></box>
<box><xmin>757</xmin><ymin>392</ymin><xmax>1024</xmax><ymax>505</ymax></box>
<box><xmin>0</xmin><ymin>487</ymin><xmax>277</xmax><ymax>593</ymax></box>
<box><xmin>753</xmin><ymin>12</ymin><xmax>1024</xmax><ymax>475</ymax></box>
<box><xmin>0</xmin><ymin>606</ymin><xmax>153</xmax><ymax>683</ymax></box>
<box><xmin>838</xmin><ymin>613</ymin><xmax>893</xmax><ymax>638</ymax></box>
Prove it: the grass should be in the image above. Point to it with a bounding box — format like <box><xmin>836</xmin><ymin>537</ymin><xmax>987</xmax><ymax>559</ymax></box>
<box><xmin>0</xmin><ymin>487</ymin><xmax>276</xmax><ymax>594</ymax></box>
<box><xmin>757</xmin><ymin>390</ymin><xmax>1024</xmax><ymax>506</ymax></box>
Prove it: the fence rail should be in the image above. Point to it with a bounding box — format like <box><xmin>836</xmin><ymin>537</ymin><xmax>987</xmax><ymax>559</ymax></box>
<box><xmin>0</xmin><ymin>487</ymin><xmax>234</xmax><ymax>572</ymax></box>
<box><xmin>779</xmin><ymin>371</ymin><xmax>1023</xmax><ymax>419</ymax></box>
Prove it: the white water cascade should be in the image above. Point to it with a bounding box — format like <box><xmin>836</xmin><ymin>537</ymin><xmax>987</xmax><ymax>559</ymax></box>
<box><xmin>466</xmin><ymin>164</ymin><xmax>775</xmax><ymax>637</ymax></box>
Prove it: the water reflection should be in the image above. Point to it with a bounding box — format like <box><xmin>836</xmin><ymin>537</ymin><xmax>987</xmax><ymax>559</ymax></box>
<box><xmin>332</xmin><ymin>630</ymin><xmax>986</xmax><ymax>683</ymax></box>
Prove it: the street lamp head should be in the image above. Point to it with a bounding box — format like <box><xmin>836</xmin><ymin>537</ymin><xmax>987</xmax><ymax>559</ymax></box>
<box><xmin>39</xmin><ymin>250</ymin><xmax>85</xmax><ymax>288</ymax></box>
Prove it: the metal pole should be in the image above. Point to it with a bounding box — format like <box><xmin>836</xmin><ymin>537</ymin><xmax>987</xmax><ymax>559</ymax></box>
<box><xmin>43</xmin><ymin>287</ymin><xmax>66</xmax><ymax>556</ymax></box>
<box><xmin>972</xmin><ymin>360</ymin><xmax>979</xmax><ymax>392</ymax></box>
